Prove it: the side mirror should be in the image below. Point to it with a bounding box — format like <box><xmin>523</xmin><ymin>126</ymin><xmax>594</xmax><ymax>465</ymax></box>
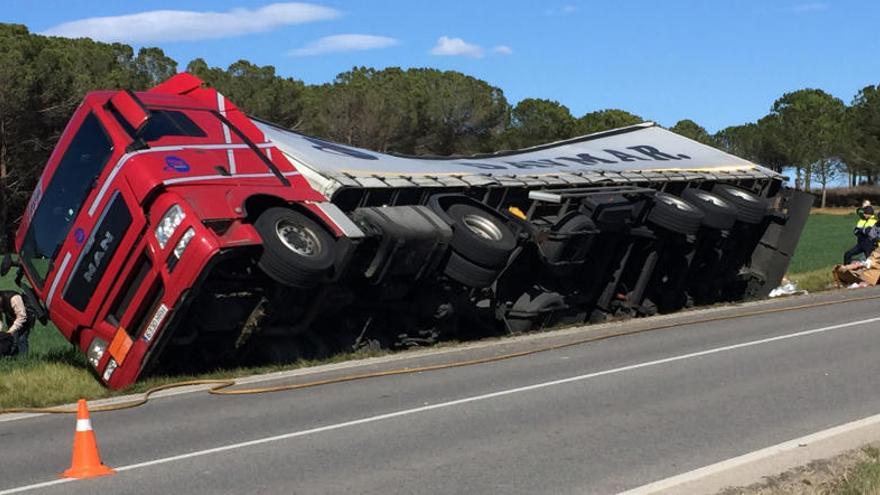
<box><xmin>1</xmin><ymin>252</ymin><xmax>13</xmax><ymax>276</ymax></box>
<box><xmin>108</xmin><ymin>89</ymin><xmax>149</xmax><ymax>133</ymax></box>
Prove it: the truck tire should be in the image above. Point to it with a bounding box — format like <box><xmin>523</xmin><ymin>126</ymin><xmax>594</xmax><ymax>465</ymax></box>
<box><xmin>446</xmin><ymin>204</ymin><xmax>516</xmax><ymax>268</ymax></box>
<box><xmin>444</xmin><ymin>251</ymin><xmax>500</xmax><ymax>288</ymax></box>
<box><xmin>646</xmin><ymin>192</ymin><xmax>704</xmax><ymax>235</ymax></box>
<box><xmin>506</xmin><ymin>291</ymin><xmax>566</xmax><ymax>333</ymax></box>
<box><xmin>681</xmin><ymin>189</ymin><xmax>738</xmax><ymax>230</ymax></box>
<box><xmin>711</xmin><ymin>185</ymin><xmax>769</xmax><ymax>225</ymax></box>
<box><xmin>541</xmin><ymin>214</ymin><xmax>596</xmax><ymax>264</ymax></box>
<box><xmin>255</xmin><ymin>207</ymin><xmax>335</xmax><ymax>288</ymax></box>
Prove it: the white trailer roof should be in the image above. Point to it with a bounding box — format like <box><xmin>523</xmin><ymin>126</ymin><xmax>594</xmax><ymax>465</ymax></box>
<box><xmin>255</xmin><ymin>121</ymin><xmax>781</xmax><ymax>197</ymax></box>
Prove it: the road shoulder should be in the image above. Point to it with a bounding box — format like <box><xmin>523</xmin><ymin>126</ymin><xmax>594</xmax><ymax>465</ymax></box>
<box><xmin>621</xmin><ymin>412</ymin><xmax>880</xmax><ymax>494</ymax></box>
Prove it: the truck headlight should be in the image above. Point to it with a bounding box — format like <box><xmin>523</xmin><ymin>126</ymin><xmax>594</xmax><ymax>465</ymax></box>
<box><xmin>102</xmin><ymin>358</ymin><xmax>117</xmax><ymax>382</ymax></box>
<box><xmin>87</xmin><ymin>337</ymin><xmax>108</xmax><ymax>369</ymax></box>
<box><xmin>172</xmin><ymin>228</ymin><xmax>196</xmax><ymax>259</ymax></box>
<box><xmin>155</xmin><ymin>204</ymin><xmax>185</xmax><ymax>249</ymax></box>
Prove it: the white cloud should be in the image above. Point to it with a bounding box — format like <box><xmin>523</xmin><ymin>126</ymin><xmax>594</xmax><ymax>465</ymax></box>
<box><xmin>491</xmin><ymin>45</ymin><xmax>513</xmax><ymax>55</ymax></box>
<box><xmin>42</xmin><ymin>3</ymin><xmax>340</xmax><ymax>43</ymax></box>
<box><xmin>430</xmin><ymin>36</ymin><xmax>484</xmax><ymax>58</ymax></box>
<box><xmin>289</xmin><ymin>34</ymin><xmax>399</xmax><ymax>56</ymax></box>
<box><xmin>544</xmin><ymin>5</ymin><xmax>578</xmax><ymax>16</ymax></box>
<box><xmin>791</xmin><ymin>2</ymin><xmax>829</xmax><ymax>12</ymax></box>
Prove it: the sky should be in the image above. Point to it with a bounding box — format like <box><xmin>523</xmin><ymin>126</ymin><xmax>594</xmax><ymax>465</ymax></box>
<box><xmin>3</xmin><ymin>0</ymin><xmax>879</xmax><ymax>133</ymax></box>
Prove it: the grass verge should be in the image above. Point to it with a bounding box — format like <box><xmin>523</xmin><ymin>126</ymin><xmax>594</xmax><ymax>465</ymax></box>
<box><xmin>788</xmin><ymin>266</ymin><xmax>837</xmax><ymax>293</ymax></box>
<box><xmin>835</xmin><ymin>446</ymin><xmax>880</xmax><ymax>495</ymax></box>
<box><xmin>718</xmin><ymin>445</ymin><xmax>880</xmax><ymax>494</ymax></box>
<box><xmin>0</xmin><ymin>339</ymin><xmax>389</xmax><ymax>409</ymax></box>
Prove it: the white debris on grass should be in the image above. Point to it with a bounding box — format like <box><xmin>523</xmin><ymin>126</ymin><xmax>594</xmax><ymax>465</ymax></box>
<box><xmin>769</xmin><ymin>278</ymin><xmax>809</xmax><ymax>298</ymax></box>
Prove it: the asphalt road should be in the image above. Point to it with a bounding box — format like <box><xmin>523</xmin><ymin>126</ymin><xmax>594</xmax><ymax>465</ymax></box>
<box><xmin>3</xmin><ymin>288</ymin><xmax>880</xmax><ymax>494</ymax></box>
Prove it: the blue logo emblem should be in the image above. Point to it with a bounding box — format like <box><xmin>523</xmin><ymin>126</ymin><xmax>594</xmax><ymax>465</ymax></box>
<box><xmin>74</xmin><ymin>228</ymin><xmax>86</xmax><ymax>245</ymax></box>
<box><xmin>164</xmin><ymin>156</ymin><xmax>191</xmax><ymax>173</ymax></box>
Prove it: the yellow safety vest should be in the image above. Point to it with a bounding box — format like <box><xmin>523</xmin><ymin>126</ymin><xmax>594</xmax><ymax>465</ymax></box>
<box><xmin>856</xmin><ymin>216</ymin><xmax>878</xmax><ymax>229</ymax></box>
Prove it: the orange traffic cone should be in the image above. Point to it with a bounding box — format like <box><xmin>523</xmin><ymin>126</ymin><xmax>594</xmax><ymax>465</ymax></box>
<box><xmin>60</xmin><ymin>399</ymin><xmax>115</xmax><ymax>479</ymax></box>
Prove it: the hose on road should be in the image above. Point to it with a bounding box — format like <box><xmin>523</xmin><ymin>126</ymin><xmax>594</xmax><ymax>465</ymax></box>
<box><xmin>3</xmin><ymin>292</ymin><xmax>879</xmax><ymax>415</ymax></box>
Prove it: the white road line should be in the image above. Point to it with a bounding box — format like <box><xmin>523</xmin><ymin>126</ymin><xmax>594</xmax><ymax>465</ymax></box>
<box><xmin>618</xmin><ymin>411</ymin><xmax>880</xmax><ymax>495</ymax></box>
<box><xmin>3</xmin><ymin>315</ymin><xmax>879</xmax><ymax>494</ymax></box>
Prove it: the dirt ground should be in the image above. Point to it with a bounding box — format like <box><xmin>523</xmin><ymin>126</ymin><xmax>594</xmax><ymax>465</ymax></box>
<box><xmin>810</xmin><ymin>207</ymin><xmax>855</xmax><ymax>216</ymax></box>
<box><xmin>716</xmin><ymin>444</ymin><xmax>879</xmax><ymax>495</ymax></box>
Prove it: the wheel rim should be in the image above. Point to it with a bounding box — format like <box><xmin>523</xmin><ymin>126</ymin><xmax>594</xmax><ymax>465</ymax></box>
<box><xmin>462</xmin><ymin>214</ymin><xmax>504</xmax><ymax>242</ymax></box>
<box><xmin>275</xmin><ymin>220</ymin><xmax>322</xmax><ymax>257</ymax></box>
<box><xmin>726</xmin><ymin>189</ymin><xmax>758</xmax><ymax>202</ymax></box>
<box><xmin>698</xmin><ymin>192</ymin><xmax>729</xmax><ymax>208</ymax></box>
<box><xmin>658</xmin><ymin>195</ymin><xmax>694</xmax><ymax>212</ymax></box>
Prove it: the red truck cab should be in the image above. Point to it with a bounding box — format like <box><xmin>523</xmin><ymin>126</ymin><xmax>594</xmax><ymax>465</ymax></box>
<box><xmin>14</xmin><ymin>74</ymin><xmax>348</xmax><ymax>388</ymax></box>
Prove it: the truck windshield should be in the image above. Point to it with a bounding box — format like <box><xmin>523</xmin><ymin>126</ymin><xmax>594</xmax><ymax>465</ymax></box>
<box><xmin>108</xmin><ymin>107</ymin><xmax>206</xmax><ymax>142</ymax></box>
<box><xmin>20</xmin><ymin>113</ymin><xmax>113</xmax><ymax>288</ymax></box>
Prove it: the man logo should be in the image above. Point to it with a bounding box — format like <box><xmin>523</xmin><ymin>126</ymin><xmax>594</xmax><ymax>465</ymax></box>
<box><xmin>84</xmin><ymin>231</ymin><xmax>114</xmax><ymax>283</ymax></box>
<box><xmin>164</xmin><ymin>156</ymin><xmax>191</xmax><ymax>173</ymax></box>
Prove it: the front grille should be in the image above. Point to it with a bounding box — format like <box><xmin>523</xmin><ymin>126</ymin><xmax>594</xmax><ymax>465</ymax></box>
<box><xmin>63</xmin><ymin>191</ymin><xmax>133</xmax><ymax>311</ymax></box>
<box><xmin>105</xmin><ymin>254</ymin><xmax>151</xmax><ymax>328</ymax></box>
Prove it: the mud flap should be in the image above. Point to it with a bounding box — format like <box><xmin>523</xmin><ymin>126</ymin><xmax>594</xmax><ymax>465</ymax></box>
<box><xmin>743</xmin><ymin>188</ymin><xmax>814</xmax><ymax>299</ymax></box>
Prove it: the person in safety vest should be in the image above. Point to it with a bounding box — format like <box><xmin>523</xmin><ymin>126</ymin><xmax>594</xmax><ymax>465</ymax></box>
<box><xmin>843</xmin><ymin>205</ymin><xmax>878</xmax><ymax>264</ymax></box>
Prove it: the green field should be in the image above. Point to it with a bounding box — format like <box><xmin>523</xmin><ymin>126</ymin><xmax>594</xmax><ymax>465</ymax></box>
<box><xmin>789</xmin><ymin>213</ymin><xmax>855</xmax><ymax>273</ymax></box>
<box><xmin>787</xmin><ymin>213</ymin><xmax>857</xmax><ymax>293</ymax></box>
<box><xmin>0</xmin><ymin>212</ymin><xmax>862</xmax><ymax>409</ymax></box>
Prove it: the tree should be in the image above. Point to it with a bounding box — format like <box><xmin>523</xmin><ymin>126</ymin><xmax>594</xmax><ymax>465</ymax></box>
<box><xmin>670</xmin><ymin>119</ymin><xmax>713</xmax><ymax>145</ymax></box>
<box><xmin>812</xmin><ymin>158</ymin><xmax>846</xmax><ymax>206</ymax></box>
<box><xmin>187</xmin><ymin>59</ymin><xmax>305</xmax><ymax>129</ymax></box>
<box><xmin>575</xmin><ymin>109</ymin><xmax>643</xmax><ymax>135</ymax></box>
<box><xmin>714</xmin><ymin>123</ymin><xmax>759</xmax><ymax>160</ymax></box>
<box><xmin>301</xmin><ymin>67</ymin><xmax>417</xmax><ymax>152</ymax></box>
<box><xmin>503</xmin><ymin>98</ymin><xmax>575</xmax><ymax>149</ymax></box>
<box><xmin>843</xmin><ymin>85</ymin><xmax>880</xmax><ymax>185</ymax></box>
<box><xmin>133</xmin><ymin>47</ymin><xmax>177</xmax><ymax>87</ymax></box>
<box><xmin>300</xmin><ymin>67</ymin><xmax>508</xmax><ymax>155</ymax></box>
<box><xmin>767</xmin><ymin>89</ymin><xmax>846</xmax><ymax>191</ymax></box>
<box><xmin>714</xmin><ymin>116</ymin><xmax>788</xmax><ymax>172</ymax></box>
<box><xmin>408</xmin><ymin>69</ymin><xmax>509</xmax><ymax>155</ymax></box>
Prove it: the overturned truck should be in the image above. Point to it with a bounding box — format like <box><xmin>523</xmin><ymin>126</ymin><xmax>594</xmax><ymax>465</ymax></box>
<box><xmin>11</xmin><ymin>74</ymin><xmax>812</xmax><ymax>389</ymax></box>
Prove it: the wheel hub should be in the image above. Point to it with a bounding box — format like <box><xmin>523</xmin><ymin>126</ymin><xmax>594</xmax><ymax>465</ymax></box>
<box><xmin>462</xmin><ymin>214</ymin><xmax>503</xmax><ymax>241</ymax></box>
<box><xmin>276</xmin><ymin>220</ymin><xmax>321</xmax><ymax>257</ymax></box>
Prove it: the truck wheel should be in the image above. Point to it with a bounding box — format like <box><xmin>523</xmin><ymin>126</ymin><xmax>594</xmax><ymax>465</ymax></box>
<box><xmin>506</xmin><ymin>291</ymin><xmax>566</xmax><ymax>333</ymax></box>
<box><xmin>681</xmin><ymin>189</ymin><xmax>738</xmax><ymax>230</ymax></box>
<box><xmin>711</xmin><ymin>185</ymin><xmax>769</xmax><ymax>225</ymax></box>
<box><xmin>646</xmin><ymin>192</ymin><xmax>704</xmax><ymax>235</ymax></box>
<box><xmin>255</xmin><ymin>207</ymin><xmax>335</xmax><ymax>288</ymax></box>
<box><xmin>444</xmin><ymin>251</ymin><xmax>500</xmax><ymax>288</ymax></box>
<box><xmin>446</xmin><ymin>204</ymin><xmax>516</xmax><ymax>268</ymax></box>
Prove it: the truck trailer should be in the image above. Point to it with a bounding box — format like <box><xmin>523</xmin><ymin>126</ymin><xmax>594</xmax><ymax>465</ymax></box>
<box><xmin>9</xmin><ymin>73</ymin><xmax>812</xmax><ymax>389</ymax></box>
